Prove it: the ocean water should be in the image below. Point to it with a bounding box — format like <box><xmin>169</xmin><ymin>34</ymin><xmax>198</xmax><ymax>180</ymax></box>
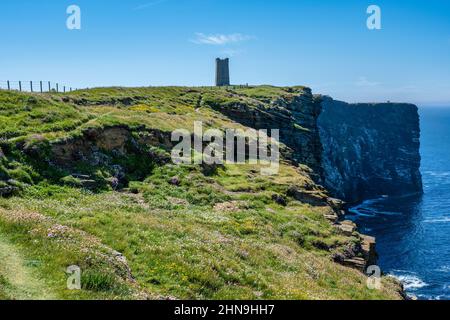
<box><xmin>347</xmin><ymin>107</ymin><xmax>450</xmax><ymax>300</ymax></box>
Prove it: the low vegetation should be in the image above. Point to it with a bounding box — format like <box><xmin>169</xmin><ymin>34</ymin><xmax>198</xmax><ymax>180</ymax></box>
<box><xmin>0</xmin><ymin>87</ymin><xmax>403</xmax><ymax>300</ymax></box>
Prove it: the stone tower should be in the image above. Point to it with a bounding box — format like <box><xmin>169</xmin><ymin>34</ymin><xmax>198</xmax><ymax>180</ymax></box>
<box><xmin>215</xmin><ymin>58</ymin><xmax>230</xmax><ymax>86</ymax></box>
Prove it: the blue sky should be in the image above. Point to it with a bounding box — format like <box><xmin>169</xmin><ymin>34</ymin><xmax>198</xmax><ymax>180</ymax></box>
<box><xmin>1</xmin><ymin>0</ymin><xmax>450</xmax><ymax>105</ymax></box>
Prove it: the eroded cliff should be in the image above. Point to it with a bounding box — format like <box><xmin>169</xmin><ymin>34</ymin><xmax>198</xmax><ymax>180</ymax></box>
<box><xmin>318</xmin><ymin>96</ymin><xmax>423</xmax><ymax>203</ymax></box>
<box><xmin>202</xmin><ymin>86</ymin><xmax>323</xmax><ymax>178</ymax></box>
<box><xmin>206</xmin><ymin>89</ymin><xmax>423</xmax><ymax>205</ymax></box>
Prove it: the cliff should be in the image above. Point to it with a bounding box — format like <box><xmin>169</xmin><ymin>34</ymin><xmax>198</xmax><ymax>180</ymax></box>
<box><xmin>203</xmin><ymin>86</ymin><xmax>323</xmax><ymax>178</ymax></box>
<box><xmin>207</xmin><ymin>90</ymin><xmax>423</xmax><ymax>204</ymax></box>
<box><xmin>318</xmin><ymin>96</ymin><xmax>423</xmax><ymax>203</ymax></box>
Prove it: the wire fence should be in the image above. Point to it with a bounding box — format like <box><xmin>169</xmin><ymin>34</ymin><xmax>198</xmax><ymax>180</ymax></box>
<box><xmin>0</xmin><ymin>81</ymin><xmax>78</xmax><ymax>93</ymax></box>
<box><xmin>0</xmin><ymin>81</ymin><xmax>251</xmax><ymax>93</ymax></box>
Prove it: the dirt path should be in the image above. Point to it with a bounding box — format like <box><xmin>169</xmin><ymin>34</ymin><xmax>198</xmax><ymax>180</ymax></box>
<box><xmin>0</xmin><ymin>233</ymin><xmax>56</xmax><ymax>300</ymax></box>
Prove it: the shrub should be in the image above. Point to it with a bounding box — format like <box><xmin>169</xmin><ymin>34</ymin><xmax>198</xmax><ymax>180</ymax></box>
<box><xmin>81</xmin><ymin>270</ymin><xmax>120</xmax><ymax>293</ymax></box>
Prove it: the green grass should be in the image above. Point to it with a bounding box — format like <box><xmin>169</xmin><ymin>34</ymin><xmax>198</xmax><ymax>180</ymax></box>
<box><xmin>0</xmin><ymin>86</ymin><xmax>310</xmax><ymax>142</ymax></box>
<box><xmin>0</xmin><ymin>232</ymin><xmax>57</xmax><ymax>300</ymax></box>
<box><xmin>0</xmin><ymin>87</ymin><xmax>403</xmax><ymax>300</ymax></box>
<box><xmin>0</xmin><ymin>163</ymin><xmax>402</xmax><ymax>300</ymax></box>
<box><xmin>0</xmin><ymin>90</ymin><xmax>91</xmax><ymax>140</ymax></box>
<box><xmin>0</xmin><ymin>206</ymin><xmax>141</xmax><ymax>300</ymax></box>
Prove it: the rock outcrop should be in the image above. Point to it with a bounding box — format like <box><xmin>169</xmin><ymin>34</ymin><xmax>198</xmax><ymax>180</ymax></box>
<box><xmin>204</xmin><ymin>88</ymin><xmax>324</xmax><ymax>179</ymax></box>
<box><xmin>318</xmin><ymin>96</ymin><xmax>423</xmax><ymax>203</ymax></box>
<box><xmin>211</xmin><ymin>89</ymin><xmax>422</xmax><ymax>277</ymax></box>
<box><xmin>209</xmin><ymin>90</ymin><xmax>423</xmax><ymax>204</ymax></box>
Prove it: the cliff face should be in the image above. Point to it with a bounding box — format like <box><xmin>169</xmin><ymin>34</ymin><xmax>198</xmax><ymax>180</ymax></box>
<box><xmin>209</xmin><ymin>90</ymin><xmax>423</xmax><ymax>204</ymax></box>
<box><xmin>204</xmin><ymin>88</ymin><xmax>323</xmax><ymax>179</ymax></box>
<box><xmin>317</xmin><ymin>96</ymin><xmax>423</xmax><ymax>203</ymax></box>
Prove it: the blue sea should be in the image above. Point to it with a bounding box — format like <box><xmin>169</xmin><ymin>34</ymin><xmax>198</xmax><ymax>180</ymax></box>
<box><xmin>347</xmin><ymin>107</ymin><xmax>450</xmax><ymax>300</ymax></box>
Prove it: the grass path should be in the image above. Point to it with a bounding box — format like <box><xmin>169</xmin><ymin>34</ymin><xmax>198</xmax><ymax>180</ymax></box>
<box><xmin>0</xmin><ymin>233</ymin><xmax>56</xmax><ymax>300</ymax></box>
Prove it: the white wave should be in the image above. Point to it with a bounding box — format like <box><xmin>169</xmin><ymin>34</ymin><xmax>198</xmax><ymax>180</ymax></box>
<box><xmin>349</xmin><ymin>197</ymin><xmax>402</xmax><ymax>217</ymax></box>
<box><xmin>424</xmin><ymin>171</ymin><xmax>450</xmax><ymax>178</ymax></box>
<box><xmin>348</xmin><ymin>207</ymin><xmax>376</xmax><ymax>217</ymax></box>
<box><xmin>377</xmin><ymin>210</ymin><xmax>402</xmax><ymax>216</ymax></box>
<box><xmin>395</xmin><ymin>275</ymin><xmax>429</xmax><ymax>290</ymax></box>
<box><xmin>423</xmin><ymin>217</ymin><xmax>450</xmax><ymax>223</ymax></box>
<box><xmin>348</xmin><ymin>197</ymin><xmax>386</xmax><ymax>217</ymax></box>
<box><xmin>416</xmin><ymin>294</ymin><xmax>443</xmax><ymax>301</ymax></box>
<box><xmin>436</xmin><ymin>266</ymin><xmax>450</xmax><ymax>273</ymax></box>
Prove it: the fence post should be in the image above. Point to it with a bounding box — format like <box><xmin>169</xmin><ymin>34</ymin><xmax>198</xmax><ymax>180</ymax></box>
<box><xmin>48</xmin><ymin>81</ymin><xmax>51</xmax><ymax>92</ymax></box>
<box><xmin>30</xmin><ymin>81</ymin><xmax>33</xmax><ymax>92</ymax></box>
<box><xmin>40</xmin><ymin>81</ymin><xmax>43</xmax><ymax>93</ymax></box>
<box><xmin>70</xmin><ymin>87</ymin><xmax>72</xmax><ymax>92</ymax></box>
<box><xmin>63</xmin><ymin>86</ymin><xmax>66</xmax><ymax>93</ymax></box>
<box><xmin>19</xmin><ymin>81</ymin><xmax>22</xmax><ymax>92</ymax></box>
<box><xmin>56</xmin><ymin>83</ymin><xmax>59</xmax><ymax>93</ymax></box>
<box><xmin>7</xmin><ymin>81</ymin><xmax>10</xmax><ymax>90</ymax></box>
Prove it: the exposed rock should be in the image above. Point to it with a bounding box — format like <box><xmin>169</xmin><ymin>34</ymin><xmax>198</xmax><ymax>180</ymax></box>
<box><xmin>200</xmin><ymin>162</ymin><xmax>223</xmax><ymax>176</ymax></box>
<box><xmin>0</xmin><ymin>179</ymin><xmax>21</xmax><ymax>197</ymax></box>
<box><xmin>136</xmin><ymin>130</ymin><xmax>173</xmax><ymax>151</ymax></box>
<box><xmin>318</xmin><ymin>96</ymin><xmax>423</xmax><ymax>202</ymax></box>
<box><xmin>0</xmin><ymin>185</ymin><xmax>17</xmax><ymax>197</ymax></box>
<box><xmin>331</xmin><ymin>226</ymin><xmax>379</xmax><ymax>273</ymax></box>
<box><xmin>63</xmin><ymin>174</ymin><xmax>101</xmax><ymax>190</ymax></box>
<box><xmin>40</xmin><ymin>126</ymin><xmax>173</xmax><ymax>189</ymax></box>
<box><xmin>324</xmin><ymin>212</ymin><xmax>339</xmax><ymax>223</ymax></box>
<box><xmin>168</xmin><ymin>176</ymin><xmax>181</xmax><ymax>186</ymax></box>
<box><xmin>271</xmin><ymin>194</ymin><xmax>287</xmax><ymax>206</ymax></box>
<box><xmin>336</xmin><ymin>220</ymin><xmax>357</xmax><ymax>236</ymax></box>
<box><xmin>312</xmin><ymin>240</ymin><xmax>330</xmax><ymax>251</ymax></box>
<box><xmin>207</xmin><ymin>88</ymin><xmax>324</xmax><ymax>179</ymax></box>
<box><xmin>360</xmin><ymin>234</ymin><xmax>377</xmax><ymax>267</ymax></box>
<box><xmin>71</xmin><ymin>174</ymin><xmax>91</xmax><ymax>180</ymax></box>
<box><xmin>326</xmin><ymin>197</ymin><xmax>345</xmax><ymax>211</ymax></box>
<box><xmin>167</xmin><ymin>197</ymin><xmax>189</xmax><ymax>206</ymax></box>
<box><xmin>341</xmin><ymin>257</ymin><xmax>367</xmax><ymax>272</ymax></box>
<box><xmin>287</xmin><ymin>186</ymin><xmax>327</xmax><ymax>206</ymax></box>
<box><xmin>51</xmin><ymin>127</ymin><xmax>132</xmax><ymax>164</ymax></box>
<box><xmin>214</xmin><ymin>201</ymin><xmax>246</xmax><ymax>213</ymax></box>
<box><xmin>107</xmin><ymin>177</ymin><xmax>120</xmax><ymax>190</ymax></box>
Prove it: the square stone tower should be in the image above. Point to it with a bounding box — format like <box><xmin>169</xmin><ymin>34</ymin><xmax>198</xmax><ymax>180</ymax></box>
<box><xmin>215</xmin><ymin>58</ymin><xmax>230</xmax><ymax>86</ymax></box>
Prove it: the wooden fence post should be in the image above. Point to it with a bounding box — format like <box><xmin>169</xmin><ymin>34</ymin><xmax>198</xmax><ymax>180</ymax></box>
<box><xmin>56</xmin><ymin>83</ymin><xmax>59</xmax><ymax>93</ymax></box>
<box><xmin>40</xmin><ymin>81</ymin><xmax>43</xmax><ymax>93</ymax></box>
<box><xmin>19</xmin><ymin>81</ymin><xmax>22</xmax><ymax>92</ymax></box>
<box><xmin>63</xmin><ymin>86</ymin><xmax>66</xmax><ymax>93</ymax></box>
<box><xmin>30</xmin><ymin>81</ymin><xmax>33</xmax><ymax>92</ymax></box>
<box><xmin>48</xmin><ymin>81</ymin><xmax>51</xmax><ymax>92</ymax></box>
<box><xmin>7</xmin><ymin>81</ymin><xmax>10</xmax><ymax>90</ymax></box>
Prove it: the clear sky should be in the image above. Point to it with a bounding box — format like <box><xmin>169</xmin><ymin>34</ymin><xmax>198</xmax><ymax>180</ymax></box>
<box><xmin>1</xmin><ymin>0</ymin><xmax>450</xmax><ymax>105</ymax></box>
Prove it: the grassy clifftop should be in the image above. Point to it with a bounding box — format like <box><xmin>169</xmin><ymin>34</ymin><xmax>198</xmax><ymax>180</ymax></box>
<box><xmin>0</xmin><ymin>87</ymin><xmax>403</xmax><ymax>300</ymax></box>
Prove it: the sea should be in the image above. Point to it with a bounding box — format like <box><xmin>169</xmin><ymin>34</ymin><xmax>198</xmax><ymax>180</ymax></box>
<box><xmin>347</xmin><ymin>107</ymin><xmax>450</xmax><ymax>300</ymax></box>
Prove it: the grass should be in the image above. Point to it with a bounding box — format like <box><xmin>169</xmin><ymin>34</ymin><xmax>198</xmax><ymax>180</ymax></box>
<box><xmin>0</xmin><ymin>206</ymin><xmax>140</xmax><ymax>300</ymax></box>
<box><xmin>0</xmin><ymin>232</ymin><xmax>56</xmax><ymax>299</ymax></box>
<box><xmin>0</xmin><ymin>163</ymin><xmax>402</xmax><ymax>300</ymax></box>
<box><xmin>0</xmin><ymin>86</ymin><xmax>310</xmax><ymax>142</ymax></box>
<box><xmin>0</xmin><ymin>87</ymin><xmax>403</xmax><ymax>300</ymax></box>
